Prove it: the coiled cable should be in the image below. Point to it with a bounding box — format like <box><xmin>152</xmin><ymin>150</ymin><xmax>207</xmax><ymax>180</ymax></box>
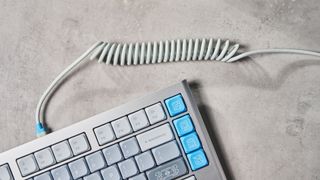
<box><xmin>89</xmin><ymin>38</ymin><xmax>240</xmax><ymax>65</ymax></box>
<box><xmin>35</xmin><ymin>38</ymin><xmax>320</xmax><ymax>137</ymax></box>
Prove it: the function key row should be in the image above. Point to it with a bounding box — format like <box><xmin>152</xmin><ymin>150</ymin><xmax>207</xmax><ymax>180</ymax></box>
<box><xmin>17</xmin><ymin>133</ymin><xmax>90</xmax><ymax>177</ymax></box>
<box><xmin>94</xmin><ymin>93</ymin><xmax>188</xmax><ymax>146</ymax></box>
<box><xmin>94</xmin><ymin>102</ymin><xmax>167</xmax><ymax>145</ymax></box>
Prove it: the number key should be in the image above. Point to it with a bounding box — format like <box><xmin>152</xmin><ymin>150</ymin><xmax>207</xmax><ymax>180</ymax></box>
<box><xmin>52</xmin><ymin>141</ymin><xmax>73</xmax><ymax>162</ymax></box>
<box><xmin>111</xmin><ymin>117</ymin><xmax>133</xmax><ymax>138</ymax></box>
<box><xmin>128</xmin><ymin>110</ymin><xmax>150</xmax><ymax>131</ymax></box>
<box><xmin>69</xmin><ymin>134</ymin><xmax>90</xmax><ymax>156</ymax></box>
<box><xmin>34</xmin><ymin>148</ymin><xmax>56</xmax><ymax>169</ymax></box>
<box><xmin>145</xmin><ymin>103</ymin><xmax>166</xmax><ymax>124</ymax></box>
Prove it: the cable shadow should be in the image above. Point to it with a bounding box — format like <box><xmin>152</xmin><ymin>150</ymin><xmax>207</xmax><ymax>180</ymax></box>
<box><xmin>272</xmin><ymin>59</ymin><xmax>320</xmax><ymax>89</ymax></box>
<box><xmin>185</xmin><ymin>58</ymin><xmax>320</xmax><ymax>180</ymax></box>
<box><xmin>205</xmin><ymin>58</ymin><xmax>320</xmax><ymax>90</ymax></box>
<box><xmin>189</xmin><ymin>81</ymin><xmax>235</xmax><ymax>180</ymax></box>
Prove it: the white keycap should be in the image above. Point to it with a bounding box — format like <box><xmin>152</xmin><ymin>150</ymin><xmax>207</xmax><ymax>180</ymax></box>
<box><xmin>183</xmin><ymin>176</ymin><xmax>196</xmax><ymax>180</ymax></box>
<box><xmin>128</xmin><ymin>110</ymin><xmax>150</xmax><ymax>131</ymax></box>
<box><xmin>85</xmin><ymin>151</ymin><xmax>106</xmax><ymax>172</ymax></box>
<box><xmin>51</xmin><ymin>165</ymin><xmax>72</xmax><ymax>180</ymax></box>
<box><xmin>102</xmin><ymin>144</ymin><xmax>124</xmax><ymax>165</ymax></box>
<box><xmin>129</xmin><ymin>173</ymin><xmax>147</xmax><ymax>180</ymax></box>
<box><xmin>69</xmin><ymin>134</ymin><xmax>90</xmax><ymax>156</ymax></box>
<box><xmin>17</xmin><ymin>154</ymin><xmax>39</xmax><ymax>176</ymax></box>
<box><xmin>0</xmin><ymin>165</ymin><xmax>13</xmax><ymax>180</ymax></box>
<box><xmin>135</xmin><ymin>151</ymin><xmax>155</xmax><ymax>172</ymax></box>
<box><xmin>34</xmin><ymin>172</ymin><xmax>52</xmax><ymax>180</ymax></box>
<box><xmin>83</xmin><ymin>172</ymin><xmax>102</xmax><ymax>180</ymax></box>
<box><xmin>118</xmin><ymin>158</ymin><xmax>138</xmax><ymax>179</ymax></box>
<box><xmin>111</xmin><ymin>117</ymin><xmax>133</xmax><ymax>138</ymax></box>
<box><xmin>68</xmin><ymin>158</ymin><xmax>89</xmax><ymax>179</ymax></box>
<box><xmin>94</xmin><ymin>123</ymin><xmax>115</xmax><ymax>145</ymax></box>
<box><xmin>145</xmin><ymin>103</ymin><xmax>166</xmax><ymax>124</ymax></box>
<box><xmin>100</xmin><ymin>165</ymin><xmax>121</xmax><ymax>180</ymax></box>
<box><xmin>119</xmin><ymin>137</ymin><xmax>141</xmax><ymax>158</ymax></box>
<box><xmin>152</xmin><ymin>140</ymin><xmax>181</xmax><ymax>165</ymax></box>
<box><xmin>136</xmin><ymin>123</ymin><xmax>174</xmax><ymax>151</ymax></box>
<box><xmin>52</xmin><ymin>141</ymin><xmax>73</xmax><ymax>162</ymax></box>
<box><xmin>34</xmin><ymin>147</ymin><xmax>56</xmax><ymax>169</ymax></box>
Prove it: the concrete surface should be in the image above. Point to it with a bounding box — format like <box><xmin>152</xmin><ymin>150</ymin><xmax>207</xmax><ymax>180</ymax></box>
<box><xmin>0</xmin><ymin>0</ymin><xmax>320</xmax><ymax>179</ymax></box>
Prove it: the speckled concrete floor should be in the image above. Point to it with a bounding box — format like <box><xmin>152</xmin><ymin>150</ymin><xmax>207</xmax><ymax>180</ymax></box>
<box><xmin>0</xmin><ymin>0</ymin><xmax>320</xmax><ymax>179</ymax></box>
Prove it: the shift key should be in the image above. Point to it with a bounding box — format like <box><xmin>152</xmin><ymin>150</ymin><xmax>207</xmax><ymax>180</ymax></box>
<box><xmin>146</xmin><ymin>158</ymin><xmax>188</xmax><ymax>180</ymax></box>
<box><xmin>136</xmin><ymin>124</ymin><xmax>174</xmax><ymax>151</ymax></box>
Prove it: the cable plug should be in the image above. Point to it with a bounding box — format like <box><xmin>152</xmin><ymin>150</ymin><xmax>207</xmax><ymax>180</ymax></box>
<box><xmin>36</xmin><ymin>122</ymin><xmax>47</xmax><ymax>137</ymax></box>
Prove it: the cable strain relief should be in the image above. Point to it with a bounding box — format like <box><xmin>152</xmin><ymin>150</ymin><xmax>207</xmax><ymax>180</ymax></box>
<box><xmin>36</xmin><ymin>122</ymin><xmax>47</xmax><ymax>137</ymax></box>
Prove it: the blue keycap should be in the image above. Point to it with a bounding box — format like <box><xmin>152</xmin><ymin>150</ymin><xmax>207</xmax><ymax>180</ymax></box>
<box><xmin>180</xmin><ymin>132</ymin><xmax>201</xmax><ymax>153</ymax></box>
<box><xmin>173</xmin><ymin>115</ymin><xmax>194</xmax><ymax>137</ymax></box>
<box><xmin>165</xmin><ymin>94</ymin><xmax>187</xmax><ymax>117</ymax></box>
<box><xmin>187</xmin><ymin>149</ymin><xmax>208</xmax><ymax>171</ymax></box>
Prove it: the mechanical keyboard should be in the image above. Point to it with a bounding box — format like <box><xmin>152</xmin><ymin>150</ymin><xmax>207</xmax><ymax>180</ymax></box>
<box><xmin>0</xmin><ymin>80</ymin><xmax>226</xmax><ymax>180</ymax></box>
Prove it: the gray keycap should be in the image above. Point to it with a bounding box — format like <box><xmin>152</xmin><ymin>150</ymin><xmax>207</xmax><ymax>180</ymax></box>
<box><xmin>146</xmin><ymin>158</ymin><xmax>187</xmax><ymax>180</ymax></box>
<box><xmin>68</xmin><ymin>158</ymin><xmax>89</xmax><ymax>179</ymax></box>
<box><xmin>17</xmin><ymin>154</ymin><xmax>39</xmax><ymax>176</ymax></box>
<box><xmin>152</xmin><ymin>141</ymin><xmax>181</xmax><ymax>165</ymax></box>
<box><xmin>118</xmin><ymin>158</ymin><xmax>138</xmax><ymax>179</ymax></box>
<box><xmin>135</xmin><ymin>151</ymin><xmax>155</xmax><ymax>172</ymax></box>
<box><xmin>111</xmin><ymin>117</ymin><xmax>133</xmax><ymax>138</ymax></box>
<box><xmin>85</xmin><ymin>151</ymin><xmax>106</xmax><ymax>172</ymax></box>
<box><xmin>128</xmin><ymin>110</ymin><xmax>150</xmax><ymax>131</ymax></box>
<box><xmin>119</xmin><ymin>137</ymin><xmax>140</xmax><ymax>158</ymax></box>
<box><xmin>102</xmin><ymin>144</ymin><xmax>123</xmax><ymax>165</ymax></box>
<box><xmin>94</xmin><ymin>123</ymin><xmax>116</xmax><ymax>145</ymax></box>
<box><xmin>34</xmin><ymin>148</ymin><xmax>56</xmax><ymax>169</ymax></box>
<box><xmin>69</xmin><ymin>134</ymin><xmax>90</xmax><ymax>156</ymax></box>
<box><xmin>34</xmin><ymin>172</ymin><xmax>52</xmax><ymax>180</ymax></box>
<box><xmin>100</xmin><ymin>165</ymin><xmax>122</xmax><ymax>180</ymax></box>
<box><xmin>145</xmin><ymin>103</ymin><xmax>166</xmax><ymax>124</ymax></box>
<box><xmin>83</xmin><ymin>172</ymin><xmax>102</xmax><ymax>180</ymax></box>
<box><xmin>51</xmin><ymin>165</ymin><xmax>72</xmax><ymax>180</ymax></box>
<box><xmin>52</xmin><ymin>141</ymin><xmax>73</xmax><ymax>162</ymax></box>
<box><xmin>129</xmin><ymin>173</ymin><xmax>146</xmax><ymax>180</ymax></box>
<box><xmin>0</xmin><ymin>165</ymin><xmax>13</xmax><ymax>180</ymax></box>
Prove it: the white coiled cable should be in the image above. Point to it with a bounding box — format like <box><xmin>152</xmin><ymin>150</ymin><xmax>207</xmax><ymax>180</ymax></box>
<box><xmin>89</xmin><ymin>38</ymin><xmax>240</xmax><ymax>65</ymax></box>
<box><xmin>35</xmin><ymin>38</ymin><xmax>320</xmax><ymax>137</ymax></box>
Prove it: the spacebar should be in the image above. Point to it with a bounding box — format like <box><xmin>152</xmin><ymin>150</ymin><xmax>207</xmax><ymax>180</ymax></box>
<box><xmin>146</xmin><ymin>158</ymin><xmax>188</xmax><ymax>180</ymax></box>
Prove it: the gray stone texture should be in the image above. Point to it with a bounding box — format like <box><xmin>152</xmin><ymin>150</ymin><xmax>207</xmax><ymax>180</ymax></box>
<box><xmin>0</xmin><ymin>0</ymin><xmax>319</xmax><ymax>179</ymax></box>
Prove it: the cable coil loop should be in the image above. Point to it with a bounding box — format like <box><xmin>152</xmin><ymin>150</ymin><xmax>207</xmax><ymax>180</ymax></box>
<box><xmin>35</xmin><ymin>37</ymin><xmax>320</xmax><ymax>137</ymax></box>
<box><xmin>89</xmin><ymin>38</ymin><xmax>240</xmax><ymax>65</ymax></box>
